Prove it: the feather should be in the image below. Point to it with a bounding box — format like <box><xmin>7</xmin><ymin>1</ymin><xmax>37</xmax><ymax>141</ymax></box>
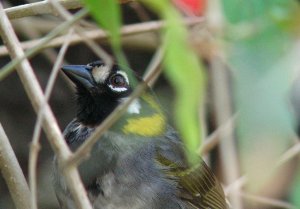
<box><xmin>156</xmin><ymin>126</ymin><xmax>227</xmax><ymax>209</ymax></box>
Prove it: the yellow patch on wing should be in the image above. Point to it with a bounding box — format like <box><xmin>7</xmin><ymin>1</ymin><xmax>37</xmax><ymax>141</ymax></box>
<box><xmin>122</xmin><ymin>114</ymin><xmax>166</xmax><ymax>136</ymax></box>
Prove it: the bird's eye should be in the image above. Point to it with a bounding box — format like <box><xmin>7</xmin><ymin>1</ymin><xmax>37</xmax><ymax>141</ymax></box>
<box><xmin>109</xmin><ymin>74</ymin><xmax>127</xmax><ymax>88</ymax></box>
<box><xmin>107</xmin><ymin>71</ymin><xmax>129</xmax><ymax>93</ymax></box>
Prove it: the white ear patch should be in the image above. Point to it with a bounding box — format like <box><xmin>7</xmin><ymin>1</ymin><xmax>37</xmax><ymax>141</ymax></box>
<box><xmin>92</xmin><ymin>65</ymin><xmax>110</xmax><ymax>83</ymax></box>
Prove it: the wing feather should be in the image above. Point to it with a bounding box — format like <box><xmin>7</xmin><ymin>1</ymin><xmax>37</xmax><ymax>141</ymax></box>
<box><xmin>157</xmin><ymin>126</ymin><xmax>227</xmax><ymax>209</ymax></box>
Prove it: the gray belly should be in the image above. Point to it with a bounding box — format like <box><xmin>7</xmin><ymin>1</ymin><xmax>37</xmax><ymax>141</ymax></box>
<box><xmin>90</xmin><ymin>172</ymin><xmax>153</xmax><ymax>209</ymax></box>
<box><xmin>88</xmin><ymin>154</ymin><xmax>184</xmax><ymax>209</ymax></box>
<box><xmin>53</xmin><ymin>131</ymin><xmax>187</xmax><ymax>209</ymax></box>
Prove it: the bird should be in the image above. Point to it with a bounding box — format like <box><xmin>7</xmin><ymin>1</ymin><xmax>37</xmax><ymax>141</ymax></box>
<box><xmin>53</xmin><ymin>60</ymin><xmax>227</xmax><ymax>209</ymax></box>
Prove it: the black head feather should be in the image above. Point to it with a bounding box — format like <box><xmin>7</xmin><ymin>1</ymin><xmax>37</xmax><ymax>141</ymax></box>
<box><xmin>62</xmin><ymin>61</ymin><xmax>133</xmax><ymax>126</ymax></box>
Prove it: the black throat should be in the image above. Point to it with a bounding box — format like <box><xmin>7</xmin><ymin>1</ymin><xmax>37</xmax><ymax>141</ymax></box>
<box><xmin>76</xmin><ymin>87</ymin><xmax>119</xmax><ymax>126</ymax></box>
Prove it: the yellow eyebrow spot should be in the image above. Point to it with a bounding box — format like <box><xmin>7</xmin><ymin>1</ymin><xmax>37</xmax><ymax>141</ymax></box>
<box><xmin>122</xmin><ymin>114</ymin><xmax>166</xmax><ymax>137</ymax></box>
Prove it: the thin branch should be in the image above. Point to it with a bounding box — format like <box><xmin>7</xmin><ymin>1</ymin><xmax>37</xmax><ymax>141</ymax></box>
<box><xmin>143</xmin><ymin>46</ymin><xmax>164</xmax><ymax>86</ymax></box>
<box><xmin>207</xmin><ymin>0</ymin><xmax>242</xmax><ymax>208</ymax></box>
<box><xmin>129</xmin><ymin>2</ymin><xmax>153</xmax><ymax>22</ymax></box>
<box><xmin>240</xmin><ymin>192</ymin><xmax>297</xmax><ymax>209</ymax></box>
<box><xmin>0</xmin><ymin>3</ymin><xmax>92</xmax><ymax>209</ymax></box>
<box><xmin>210</xmin><ymin>58</ymin><xmax>242</xmax><ymax>208</ymax></box>
<box><xmin>225</xmin><ymin>176</ymin><xmax>247</xmax><ymax>195</ymax></box>
<box><xmin>48</xmin><ymin>0</ymin><xmax>113</xmax><ymax>68</ymax></box>
<box><xmin>276</xmin><ymin>137</ymin><xmax>300</xmax><ymax>168</ymax></box>
<box><xmin>0</xmin><ymin>17</ymin><xmax>204</xmax><ymax>57</ymax></box>
<box><xmin>226</xmin><ymin>137</ymin><xmax>300</xmax><ymax>196</ymax></box>
<box><xmin>4</xmin><ymin>0</ymin><xmax>132</xmax><ymax>20</ymax></box>
<box><xmin>12</xmin><ymin>17</ymin><xmax>75</xmax><ymax>90</ymax></box>
<box><xmin>0</xmin><ymin>124</ymin><xmax>31</xmax><ymax>209</ymax></box>
<box><xmin>64</xmin><ymin>48</ymin><xmax>164</xmax><ymax>168</ymax></box>
<box><xmin>13</xmin><ymin>17</ymin><xmax>60</xmax><ymax>34</ymax></box>
<box><xmin>12</xmin><ymin>18</ymin><xmax>58</xmax><ymax>62</ymax></box>
<box><xmin>29</xmin><ymin>29</ymin><xmax>74</xmax><ymax>209</ymax></box>
<box><xmin>199</xmin><ymin>114</ymin><xmax>237</xmax><ymax>155</ymax></box>
<box><xmin>4</xmin><ymin>0</ymin><xmax>83</xmax><ymax>20</ymax></box>
<box><xmin>0</xmin><ymin>8</ymin><xmax>88</xmax><ymax>81</ymax></box>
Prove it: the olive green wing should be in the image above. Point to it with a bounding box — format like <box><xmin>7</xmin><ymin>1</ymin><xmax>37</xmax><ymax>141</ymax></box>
<box><xmin>177</xmin><ymin>161</ymin><xmax>227</xmax><ymax>209</ymax></box>
<box><xmin>157</xmin><ymin>127</ymin><xmax>227</xmax><ymax>209</ymax></box>
<box><xmin>156</xmin><ymin>153</ymin><xmax>227</xmax><ymax>209</ymax></box>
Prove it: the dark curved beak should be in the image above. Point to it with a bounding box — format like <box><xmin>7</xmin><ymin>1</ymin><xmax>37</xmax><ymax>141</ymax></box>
<box><xmin>62</xmin><ymin>65</ymin><xmax>94</xmax><ymax>90</ymax></box>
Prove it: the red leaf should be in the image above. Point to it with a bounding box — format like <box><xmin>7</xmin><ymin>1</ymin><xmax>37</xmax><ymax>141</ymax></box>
<box><xmin>173</xmin><ymin>0</ymin><xmax>206</xmax><ymax>16</ymax></box>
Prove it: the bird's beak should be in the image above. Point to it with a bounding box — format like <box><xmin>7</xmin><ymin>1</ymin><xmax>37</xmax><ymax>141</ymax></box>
<box><xmin>61</xmin><ymin>65</ymin><xmax>94</xmax><ymax>90</ymax></box>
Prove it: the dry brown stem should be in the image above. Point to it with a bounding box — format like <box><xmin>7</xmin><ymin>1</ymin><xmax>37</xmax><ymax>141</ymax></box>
<box><xmin>0</xmin><ymin>17</ymin><xmax>203</xmax><ymax>57</ymax></box>
<box><xmin>0</xmin><ymin>124</ymin><xmax>31</xmax><ymax>209</ymax></box>
<box><xmin>0</xmin><ymin>3</ymin><xmax>92</xmax><ymax>209</ymax></box>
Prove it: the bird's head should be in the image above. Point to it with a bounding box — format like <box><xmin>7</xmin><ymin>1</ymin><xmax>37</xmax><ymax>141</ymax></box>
<box><xmin>62</xmin><ymin>60</ymin><xmax>133</xmax><ymax>98</ymax></box>
<box><xmin>62</xmin><ymin>60</ymin><xmax>166</xmax><ymax>137</ymax></box>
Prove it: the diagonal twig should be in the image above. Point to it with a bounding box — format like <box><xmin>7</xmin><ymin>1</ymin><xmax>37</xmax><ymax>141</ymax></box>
<box><xmin>207</xmin><ymin>0</ymin><xmax>242</xmax><ymax>208</ymax></box>
<box><xmin>226</xmin><ymin>136</ymin><xmax>300</xmax><ymax>196</ymax></box>
<box><xmin>0</xmin><ymin>8</ymin><xmax>88</xmax><ymax>81</ymax></box>
<box><xmin>143</xmin><ymin>45</ymin><xmax>164</xmax><ymax>86</ymax></box>
<box><xmin>29</xmin><ymin>28</ymin><xmax>74</xmax><ymax>209</ymax></box>
<box><xmin>0</xmin><ymin>123</ymin><xmax>31</xmax><ymax>209</ymax></box>
<box><xmin>4</xmin><ymin>0</ymin><xmax>132</xmax><ymax>20</ymax></box>
<box><xmin>4</xmin><ymin>0</ymin><xmax>83</xmax><ymax>20</ymax></box>
<box><xmin>48</xmin><ymin>0</ymin><xmax>113</xmax><ymax>69</ymax></box>
<box><xmin>240</xmin><ymin>192</ymin><xmax>297</xmax><ymax>209</ymax></box>
<box><xmin>199</xmin><ymin>113</ymin><xmax>237</xmax><ymax>155</ymax></box>
<box><xmin>0</xmin><ymin>17</ymin><xmax>204</xmax><ymax>57</ymax></box>
<box><xmin>0</xmin><ymin>3</ymin><xmax>92</xmax><ymax>209</ymax></box>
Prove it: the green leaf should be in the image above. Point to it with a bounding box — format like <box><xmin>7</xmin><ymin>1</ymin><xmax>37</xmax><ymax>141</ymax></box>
<box><xmin>141</xmin><ymin>0</ymin><xmax>205</xmax><ymax>164</ymax></box>
<box><xmin>83</xmin><ymin>0</ymin><xmax>121</xmax><ymax>49</ymax></box>
<box><xmin>83</xmin><ymin>0</ymin><xmax>134</xmax><ymax>85</ymax></box>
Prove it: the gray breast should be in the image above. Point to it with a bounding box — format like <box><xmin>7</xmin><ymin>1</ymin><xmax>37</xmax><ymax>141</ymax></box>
<box><xmin>53</xmin><ymin>123</ymin><xmax>186</xmax><ymax>209</ymax></box>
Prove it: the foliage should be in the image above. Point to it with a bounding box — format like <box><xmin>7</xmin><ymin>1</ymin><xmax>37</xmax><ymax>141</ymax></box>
<box><xmin>141</xmin><ymin>0</ymin><xmax>205</xmax><ymax>164</ymax></box>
